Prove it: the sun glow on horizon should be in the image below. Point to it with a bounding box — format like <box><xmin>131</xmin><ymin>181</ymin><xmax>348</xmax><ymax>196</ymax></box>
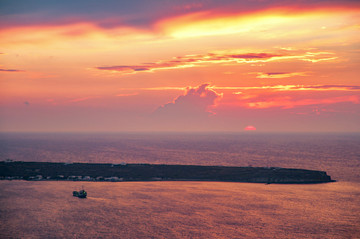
<box><xmin>244</xmin><ymin>125</ymin><xmax>257</xmax><ymax>130</ymax></box>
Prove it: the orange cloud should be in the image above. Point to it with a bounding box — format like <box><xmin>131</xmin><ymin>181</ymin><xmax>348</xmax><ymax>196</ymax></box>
<box><xmin>117</xmin><ymin>84</ymin><xmax>360</xmax><ymax>93</ymax></box>
<box><xmin>222</xmin><ymin>85</ymin><xmax>360</xmax><ymax>92</ymax></box>
<box><xmin>157</xmin><ymin>6</ymin><xmax>360</xmax><ymax>39</ymax></box>
<box><xmin>254</xmin><ymin>72</ymin><xmax>309</xmax><ymax>78</ymax></box>
<box><xmin>96</xmin><ymin>52</ymin><xmax>280</xmax><ymax>73</ymax></box>
<box><xmin>116</xmin><ymin>93</ymin><xmax>139</xmax><ymax>97</ymax></box>
<box><xmin>0</xmin><ymin>22</ymin><xmax>152</xmax><ymax>49</ymax></box>
<box><xmin>245</xmin><ymin>95</ymin><xmax>360</xmax><ymax>109</ymax></box>
<box><xmin>96</xmin><ymin>49</ymin><xmax>336</xmax><ymax>75</ymax></box>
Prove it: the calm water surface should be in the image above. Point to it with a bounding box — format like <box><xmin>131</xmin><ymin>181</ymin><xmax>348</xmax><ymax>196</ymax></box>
<box><xmin>1</xmin><ymin>181</ymin><xmax>359</xmax><ymax>239</ymax></box>
<box><xmin>0</xmin><ymin>133</ymin><xmax>359</xmax><ymax>238</ymax></box>
<box><xmin>1</xmin><ymin>133</ymin><xmax>360</xmax><ymax>182</ymax></box>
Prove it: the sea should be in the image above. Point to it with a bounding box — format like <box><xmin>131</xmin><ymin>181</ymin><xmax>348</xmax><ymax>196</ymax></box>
<box><xmin>0</xmin><ymin>133</ymin><xmax>359</xmax><ymax>238</ymax></box>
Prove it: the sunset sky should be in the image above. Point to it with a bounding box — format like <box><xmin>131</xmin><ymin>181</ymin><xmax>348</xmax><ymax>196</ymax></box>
<box><xmin>1</xmin><ymin>0</ymin><xmax>359</xmax><ymax>132</ymax></box>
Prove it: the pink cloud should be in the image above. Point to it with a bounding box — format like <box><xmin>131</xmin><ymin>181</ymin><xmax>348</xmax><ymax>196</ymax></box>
<box><xmin>218</xmin><ymin>84</ymin><xmax>360</xmax><ymax>92</ymax></box>
<box><xmin>246</xmin><ymin>95</ymin><xmax>360</xmax><ymax>109</ymax></box>
<box><xmin>116</xmin><ymin>93</ymin><xmax>139</xmax><ymax>97</ymax></box>
<box><xmin>96</xmin><ymin>49</ymin><xmax>338</xmax><ymax>75</ymax></box>
<box><xmin>95</xmin><ymin>52</ymin><xmax>281</xmax><ymax>75</ymax></box>
<box><xmin>68</xmin><ymin>97</ymin><xmax>96</xmax><ymax>103</ymax></box>
<box><xmin>155</xmin><ymin>83</ymin><xmax>222</xmax><ymax>117</ymax></box>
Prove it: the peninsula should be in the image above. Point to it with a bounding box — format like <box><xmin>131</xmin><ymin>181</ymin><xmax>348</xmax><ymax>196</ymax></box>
<box><xmin>0</xmin><ymin>161</ymin><xmax>335</xmax><ymax>184</ymax></box>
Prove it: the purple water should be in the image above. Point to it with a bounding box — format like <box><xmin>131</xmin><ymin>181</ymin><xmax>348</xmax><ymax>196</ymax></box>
<box><xmin>1</xmin><ymin>133</ymin><xmax>359</xmax><ymax>238</ymax></box>
<box><xmin>1</xmin><ymin>133</ymin><xmax>359</xmax><ymax>182</ymax></box>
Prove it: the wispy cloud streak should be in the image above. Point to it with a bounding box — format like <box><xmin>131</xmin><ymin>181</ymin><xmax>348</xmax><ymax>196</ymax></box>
<box><xmin>223</xmin><ymin>85</ymin><xmax>360</xmax><ymax>92</ymax></box>
<box><xmin>96</xmin><ymin>49</ymin><xmax>337</xmax><ymax>75</ymax></box>
<box><xmin>116</xmin><ymin>84</ymin><xmax>360</xmax><ymax>92</ymax></box>
<box><xmin>254</xmin><ymin>72</ymin><xmax>309</xmax><ymax>78</ymax></box>
<box><xmin>0</xmin><ymin>68</ymin><xmax>24</xmax><ymax>72</ymax></box>
<box><xmin>245</xmin><ymin>95</ymin><xmax>360</xmax><ymax>109</ymax></box>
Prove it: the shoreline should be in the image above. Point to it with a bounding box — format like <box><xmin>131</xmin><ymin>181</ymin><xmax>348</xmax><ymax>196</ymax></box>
<box><xmin>1</xmin><ymin>161</ymin><xmax>335</xmax><ymax>184</ymax></box>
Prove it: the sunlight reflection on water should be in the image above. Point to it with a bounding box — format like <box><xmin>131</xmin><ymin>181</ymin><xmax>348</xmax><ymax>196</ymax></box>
<box><xmin>1</xmin><ymin>133</ymin><xmax>359</xmax><ymax>238</ymax></box>
<box><xmin>1</xmin><ymin>181</ymin><xmax>359</xmax><ymax>238</ymax></box>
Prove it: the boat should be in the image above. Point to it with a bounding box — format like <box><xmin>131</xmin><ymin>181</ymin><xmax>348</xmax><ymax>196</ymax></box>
<box><xmin>73</xmin><ymin>189</ymin><xmax>87</xmax><ymax>198</ymax></box>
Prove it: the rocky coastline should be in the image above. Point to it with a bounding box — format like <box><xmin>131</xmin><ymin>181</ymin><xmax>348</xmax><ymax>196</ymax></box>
<box><xmin>0</xmin><ymin>161</ymin><xmax>335</xmax><ymax>184</ymax></box>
